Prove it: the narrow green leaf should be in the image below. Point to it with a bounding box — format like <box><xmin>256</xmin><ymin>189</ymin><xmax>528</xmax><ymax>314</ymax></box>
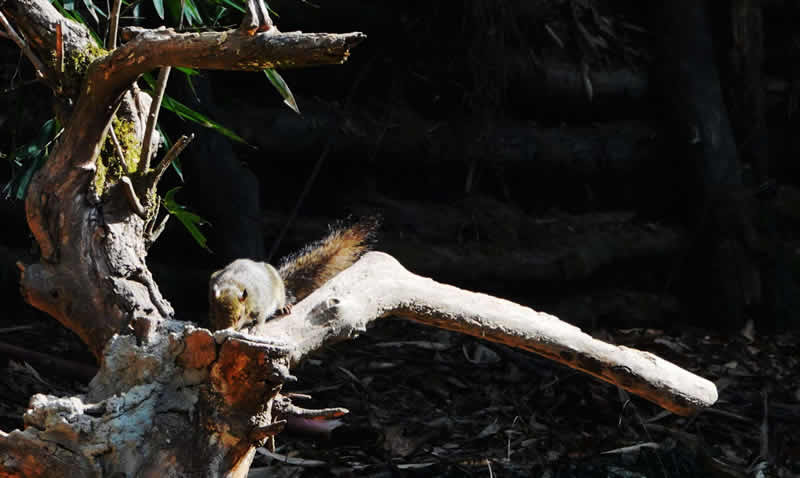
<box><xmin>264</xmin><ymin>69</ymin><xmax>300</xmax><ymax>114</ymax></box>
<box><xmin>83</xmin><ymin>0</ymin><xmax>106</xmax><ymax>25</ymax></box>
<box><xmin>50</xmin><ymin>0</ymin><xmax>102</xmax><ymax>43</ymax></box>
<box><xmin>152</xmin><ymin>0</ymin><xmax>165</xmax><ymax>19</ymax></box>
<box><xmin>183</xmin><ymin>0</ymin><xmax>202</xmax><ymax>25</ymax></box>
<box><xmin>4</xmin><ymin>118</ymin><xmax>61</xmax><ymax>200</ymax></box>
<box><xmin>142</xmin><ymin>73</ymin><xmax>249</xmax><ymax>145</ymax></box>
<box><xmin>163</xmin><ymin>186</ymin><xmax>211</xmax><ymax>251</ymax></box>
<box><xmin>164</xmin><ymin>96</ymin><xmax>249</xmax><ymax>144</ymax></box>
<box><xmin>175</xmin><ymin>67</ymin><xmax>199</xmax><ymax>77</ymax></box>
<box><xmin>72</xmin><ymin>9</ymin><xmax>104</xmax><ymax>43</ymax></box>
<box><xmin>264</xmin><ymin>1</ymin><xmax>278</xmax><ymax>18</ymax></box>
<box><xmin>185</xmin><ymin>75</ymin><xmax>198</xmax><ymax>102</ymax></box>
<box><xmin>216</xmin><ymin>0</ymin><xmax>243</xmax><ymax>14</ymax></box>
<box><xmin>81</xmin><ymin>0</ymin><xmax>101</xmax><ymax>24</ymax></box>
<box><xmin>210</xmin><ymin>6</ymin><xmax>227</xmax><ymax>25</ymax></box>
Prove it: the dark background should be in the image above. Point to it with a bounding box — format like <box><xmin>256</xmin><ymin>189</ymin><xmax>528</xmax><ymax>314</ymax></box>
<box><xmin>1</xmin><ymin>1</ymin><xmax>799</xmax><ymax>476</ymax></box>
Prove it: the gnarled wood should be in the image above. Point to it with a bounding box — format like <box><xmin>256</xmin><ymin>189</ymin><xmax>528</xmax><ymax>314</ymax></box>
<box><xmin>0</xmin><ymin>1</ymin><xmax>718</xmax><ymax>476</ymax></box>
<box><xmin>0</xmin><ymin>251</ymin><xmax>716</xmax><ymax>478</ymax></box>
<box><xmin>4</xmin><ymin>0</ymin><xmax>364</xmax><ymax>358</ymax></box>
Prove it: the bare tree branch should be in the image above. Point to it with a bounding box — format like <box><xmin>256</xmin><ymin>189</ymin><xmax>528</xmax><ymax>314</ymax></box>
<box><xmin>0</xmin><ymin>10</ymin><xmax>53</xmax><ymax>85</ymax></box>
<box><xmin>149</xmin><ymin>133</ymin><xmax>193</xmax><ymax>192</ymax></box>
<box><xmin>257</xmin><ymin>252</ymin><xmax>718</xmax><ymax>416</ymax></box>
<box><xmin>107</xmin><ymin>0</ymin><xmax>122</xmax><ymax>48</ymax></box>
<box><xmin>140</xmin><ymin>66</ymin><xmax>171</xmax><ymax>171</ymax></box>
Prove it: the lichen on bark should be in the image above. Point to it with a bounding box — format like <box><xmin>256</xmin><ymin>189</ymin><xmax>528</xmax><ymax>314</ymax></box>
<box><xmin>93</xmin><ymin>116</ymin><xmax>142</xmax><ymax>194</ymax></box>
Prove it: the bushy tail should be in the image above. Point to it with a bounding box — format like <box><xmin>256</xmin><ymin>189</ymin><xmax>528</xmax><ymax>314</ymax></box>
<box><xmin>277</xmin><ymin>216</ymin><xmax>379</xmax><ymax>303</ymax></box>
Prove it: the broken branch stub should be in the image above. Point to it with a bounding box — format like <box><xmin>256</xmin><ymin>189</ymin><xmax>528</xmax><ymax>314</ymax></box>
<box><xmin>0</xmin><ymin>322</ymin><xmax>307</xmax><ymax>477</ymax></box>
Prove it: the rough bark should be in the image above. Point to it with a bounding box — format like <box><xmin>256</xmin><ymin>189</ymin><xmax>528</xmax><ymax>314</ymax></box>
<box><xmin>0</xmin><ymin>1</ymin><xmax>718</xmax><ymax>476</ymax></box>
<box><xmin>0</xmin><ymin>0</ymin><xmax>362</xmax><ymax>473</ymax></box>
<box><xmin>4</xmin><ymin>0</ymin><xmax>364</xmax><ymax>358</ymax></box>
<box><xmin>0</xmin><ymin>253</ymin><xmax>716</xmax><ymax>477</ymax></box>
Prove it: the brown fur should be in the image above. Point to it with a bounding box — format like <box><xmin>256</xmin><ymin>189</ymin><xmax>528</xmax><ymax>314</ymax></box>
<box><xmin>277</xmin><ymin>217</ymin><xmax>378</xmax><ymax>304</ymax></box>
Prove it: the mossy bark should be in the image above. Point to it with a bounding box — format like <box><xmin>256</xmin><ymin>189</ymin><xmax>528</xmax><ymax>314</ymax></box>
<box><xmin>0</xmin><ymin>0</ymin><xmax>364</xmax><ymax>475</ymax></box>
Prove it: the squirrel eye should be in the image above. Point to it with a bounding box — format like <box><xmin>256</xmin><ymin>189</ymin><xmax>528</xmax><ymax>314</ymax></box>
<box><xmin>239</xmin><ymin>289</ymin><xmax>248</xmax><ymax>302</ymax></box>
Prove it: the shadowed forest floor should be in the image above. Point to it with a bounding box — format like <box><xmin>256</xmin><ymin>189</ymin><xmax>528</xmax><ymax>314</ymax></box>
<box><xmin>2</xmin><ymin>307</ymin><xmax>797</xmax><ymax>476</ymax></box>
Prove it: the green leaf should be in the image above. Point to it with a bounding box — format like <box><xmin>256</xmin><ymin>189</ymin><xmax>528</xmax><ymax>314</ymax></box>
<box><xmin>3</xmin><ymin>118</ymin><xmax>61</xmax><ymax>200</ymax></box>
<box><xmin>163</xmin><ymin>187</ymin><xmax>211</xmax><ymax>251</ymax></box>
<box><xmin>163</xmin><ymin>95</ymin><xmax>249</xmax><ymax>144</ymax></box>
<box><xmin>152</xmin><ymin>0</ymin><xmax>165</xmax><ymax>19</ymax></box>
<box><xmin>81</xmin><ymin>0</ymin><xmax>105</xmax><ymax>24</ymax></box>
<box><xmin>164</xmin><ymin>0</ymin><xmax>200</xmax><ymax>26</ymax></box>
<box><xmin>142</xmin><ymin>72</ymin><xmax>249</xmax><ymax>145</ymax></box>
<box><xmin>183</xmin><ymin>0</ymin><xmax>202</xmax><ymax>25</ymax></box>
<box><xmin>210</xmin><ymin>6</ymin><xmax>228</xmax><ymax>25</ymax></box>
<box><xmin>264</xmin><ymin>69</ymin><xmax>300</xmax><ymax>114</ymax></box>
<box><xmin>214</xmin><ymin>0</ymin><xmax>243</xmax><ymax>14</ymax></box>
<box><xmin>49</xmin><ymin>0</ymin><xmax>102</xmax><ymax>43</ymax></box>
<box><xmin>175</xmin><ymin>67</ymin><xmax>199</xmax><ymax>77</ymax></box>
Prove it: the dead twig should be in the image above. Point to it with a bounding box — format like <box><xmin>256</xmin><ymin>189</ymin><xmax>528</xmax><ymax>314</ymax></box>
<box><xmin>150</xmin><ymin>133</ymin><xmax>193</xmax><ymax>191</ymax></box>
<box><xmin>0</xmin><ymin>11</ymin><xmax>54</xmax><ymax>85</ymax></box>
<box><xmin>108</xmin><ymin>0</ymin><xmax>123</xmax><ymax>48</ymax></box>
<box><xmin>140</xmin><ymin>66</ymin><xmax>171</xmax><ymax>171</ymax></box>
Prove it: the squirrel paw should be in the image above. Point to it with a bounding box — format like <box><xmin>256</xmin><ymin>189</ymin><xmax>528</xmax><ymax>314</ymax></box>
<box><xmin>277</xmin><ymin>304</ymin><xmax>292</xmax><ymax>316</ymax></box>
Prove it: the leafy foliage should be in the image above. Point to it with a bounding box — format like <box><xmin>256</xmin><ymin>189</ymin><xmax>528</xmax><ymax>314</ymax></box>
<box><xmin>264</xmin><ymin>68</ymin><xmax>299</xmax><ymax>114</ymax></box>
<box><xmin>141</xmin><ymin>72</ymin><xmax>249</xmax><ymax>145</ymax></box>
<box><xmin>2</xmin><ymin>118</ymin><xmax>62</xmax><ymax>200</ymax></box>
<box><xmin>31</xmin><ymin>0</ymin><xmax>300</xmax><ymax>246</ymax></box>
<box><xmin>162</xmin><ymin>186</ymin><xmax>211</xmax><ymax>251</ymax></box>
<box><xmin>152</xmin><ymin>0</ymin><xmax>166</xmax><ymax>19</ymax></box>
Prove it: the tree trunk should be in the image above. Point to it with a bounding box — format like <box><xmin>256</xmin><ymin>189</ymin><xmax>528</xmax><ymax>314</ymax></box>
<box><xmin>653</xmin><ymin>0</ymin><xmax>762</xmax><ymax>329</ymax></box>
<box><xmin>0</xmin><ymin>2</ymin><xmax>717</xmax><ymax>476</ymax></box>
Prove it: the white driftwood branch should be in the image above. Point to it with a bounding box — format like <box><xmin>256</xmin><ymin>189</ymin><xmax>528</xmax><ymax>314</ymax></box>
<box><xmin>257</xmin><ymin>252</ymin><xmax>718</xmax><ymax>416</ymax></box>
<box><xmin>0</xmin><ymin>252</ymin><xmax>717</xmax><ymax>477</ymax></box>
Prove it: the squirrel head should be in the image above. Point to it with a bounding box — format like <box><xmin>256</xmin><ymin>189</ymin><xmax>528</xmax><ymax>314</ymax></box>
<box><xmin>208</xmin><ymin>282</ymin><xmax>247</xmax><ymax>330</ymax></box>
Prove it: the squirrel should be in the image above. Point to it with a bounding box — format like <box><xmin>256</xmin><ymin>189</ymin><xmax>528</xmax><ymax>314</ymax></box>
<box><xmin>208</xmin><ymin>217</ymin><xmax>378</xmax><ymax>331</ymax></box>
